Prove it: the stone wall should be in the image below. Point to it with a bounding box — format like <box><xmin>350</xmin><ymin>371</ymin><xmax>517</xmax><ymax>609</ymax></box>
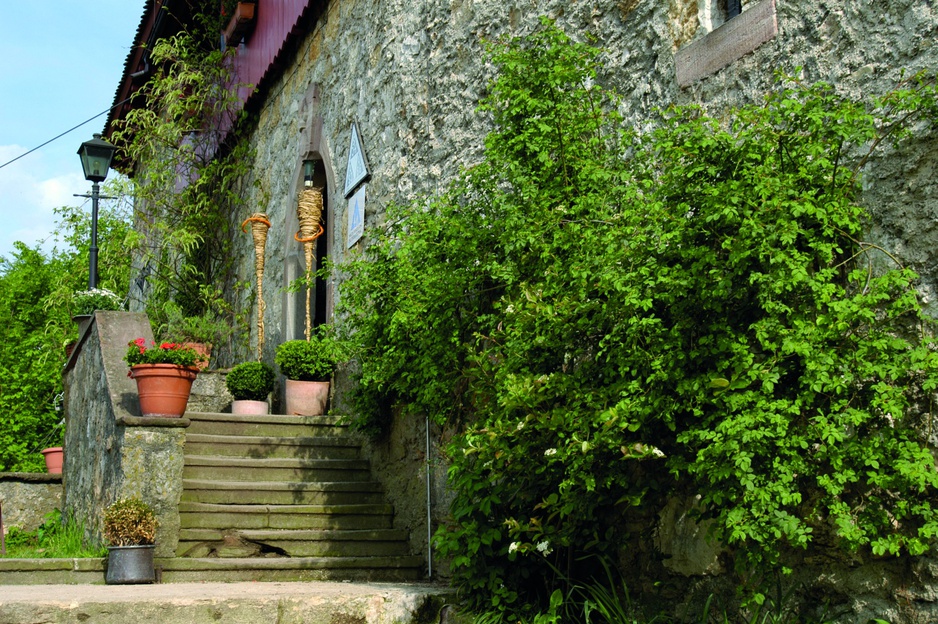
<box><xmin>63</xmin><ymin>312</ymin><xmax>187</xmax><ymax>557</ymax></box>
<box><xmin>0</xmin><ymin>474</ymin><xmax>62</xmax><ymax>533</ymax></box>
<box><xmin>202</xmin><ymin>0</ymin><xmax>938</xmax><ymax>619</ymax></box>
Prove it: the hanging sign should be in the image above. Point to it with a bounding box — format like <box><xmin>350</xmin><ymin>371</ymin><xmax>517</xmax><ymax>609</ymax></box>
<box><xmin>347</xmin><ymin>184</ymin><xmax>365</xmax><ymax>248</ymax></box>
<box><xmin>343</xmin><ymin>122</ymin><xmax>371</xmax><ymax>198</ymax></box>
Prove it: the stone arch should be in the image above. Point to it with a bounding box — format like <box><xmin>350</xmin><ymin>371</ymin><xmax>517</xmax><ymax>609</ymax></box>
<box><xmin>282</xmin><ymin>83</ymin><xmax>335</xmax><ymax>341</ymax></box>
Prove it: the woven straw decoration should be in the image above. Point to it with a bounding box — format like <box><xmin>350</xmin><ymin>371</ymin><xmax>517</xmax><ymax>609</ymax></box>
<box><xmin>241</xmin><ymin>213</ymin><xmax>271</xmax><ymax>359</ymax></box>
<box><xmin>295</xmin><ymin>187</ymin><xmax>324</xmax><ymax>341</ymax></box>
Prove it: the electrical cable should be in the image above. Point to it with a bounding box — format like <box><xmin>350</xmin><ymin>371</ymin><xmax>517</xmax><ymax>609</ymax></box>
<box><xmin>0</xmin><ymin>96</ymin><xmax>132</xmax><ymax>172</ymax></box>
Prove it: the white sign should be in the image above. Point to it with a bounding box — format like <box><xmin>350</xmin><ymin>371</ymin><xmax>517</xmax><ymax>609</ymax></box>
<box><xmin>343</xmin><ymin>122</ymin><xmax>370</xmax><ymax>197</ymax></box>
<box><xmin>347</xmin><ymin>184</ymin><xmax>365</xmax><ymax>248</ymax></box>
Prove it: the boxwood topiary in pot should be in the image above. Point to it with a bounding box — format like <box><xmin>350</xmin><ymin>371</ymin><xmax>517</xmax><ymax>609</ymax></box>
<box><xmin>226</xmin><ymin>361</ymin><xmax>275</xmax><ymax>414</ymax></box>
<box><xmin>275</xmin><ymin>334</ymin><xmax>338</xmax><ymax>416</ymax></box>
<box><xmin>103</xmin><ymin>498</ymin><xmax>158</xmax><ymax>585</ymax></box>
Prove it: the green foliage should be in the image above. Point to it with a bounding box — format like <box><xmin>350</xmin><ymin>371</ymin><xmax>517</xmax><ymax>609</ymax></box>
<box><xmin>1</xmin><ymin>510</ymin><xmax>106</xmax><ymax>559</ymax></box>
<box><xmin>275</xmin><ymin>333</ymin><xmax>340</xmax><ymax>381</ymax></box>
<box><xmin>124</xmin><ymin>338</ymin><xmax>201</xmax><ymax>368</ymax></box>
<box><xmin>103</xmin><ymin>498</ymin><xmax>158</xmax><ymax>546</ymax></box>
<box><xmin>337</xmin><ymin>20</ymin><xmax>938</xmax><ymax>619</ymax></box>
<box><xmin>0</xmin><ymin>195</ymin><xmax>132</xmax><ymax>471</ymax></box>
<box><xmin>226</xmin><ymin>361</ymin><xmax>275</xmax><ymax>401</ymax></box>
<box><xmin>112</xmin><ymin>27</ymin><xmax>253</xmax><ymax>358</ymax></box>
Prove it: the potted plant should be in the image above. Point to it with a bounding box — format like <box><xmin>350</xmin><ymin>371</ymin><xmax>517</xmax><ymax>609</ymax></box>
<box><xmin>275</xmin><ymin>333</ymin><xmax>339</xmax><ymax>416</ymax></box>
<box><xmin>155</xmin><ymin>300</ymin><xmax>236</xmax><ymax>370</ymax></box>
<box><xmin>226</xmin><ymin>361</ymin><xmax>275</xmax><ymax>415</ymax></box>
<box><xmin>125</xmin><ymin>338</ymin><xmax>201</xmax><ymax>418</ymax></box>
<box><xmin>72</xmin><ymin>288</ymin><xmax>124</xmax><ymax>335</ymax></box>
<box><xmin>103</xmin><ymin>498</ymin><xmax>157</xmax><ymax>584</ymax></box>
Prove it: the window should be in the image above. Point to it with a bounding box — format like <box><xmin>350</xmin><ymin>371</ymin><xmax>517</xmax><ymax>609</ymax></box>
<box><xmin>675</xmin><ymin>0</ymin><xmax>778</xmax><ymax>88</ymax></box>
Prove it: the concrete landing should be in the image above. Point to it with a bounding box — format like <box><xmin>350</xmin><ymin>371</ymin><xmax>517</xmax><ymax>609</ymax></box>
<box><xmin>0</xmin><ymin>581</ymin><xmax>457</xmax><ymax>624</ymax></box>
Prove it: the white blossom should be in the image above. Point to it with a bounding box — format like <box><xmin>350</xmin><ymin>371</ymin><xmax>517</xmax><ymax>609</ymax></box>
<box><xmin>508</xmin><ymin>542</ymin><xmax>519</xmax><ymax>554</ymax></box>
<box><xmin>536</xmin><ymin>540</ymin><xmax>552</xmax><ymax>555</ymax></box>
<box><xmin>544</xmin><ymin>448</ymin><xmax>557</xmax><ymax>457</ymax></box>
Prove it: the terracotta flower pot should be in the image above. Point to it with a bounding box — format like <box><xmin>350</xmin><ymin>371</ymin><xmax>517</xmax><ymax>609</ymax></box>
<box><xmin>231</xmin><ymin>399</ymin><xmax>269</xmax><ymax>415</ymax></box>
<box><xmin>180</xmin><ymin>342</ymin><xmax>212</xmax><ymax>370</ymax></box>
<box><xmin>41</xmin><ymin>447</ymin><xmax>64</xmax><ymax>474</ymax></box>
<box><xmin>284</xmin><ymin>379</ymin><xmax>330</xmax><ymax>416</ymax></box>
<box><xmin>129</xmin><ymin>364</ymin><xmax>199</xmax><ymax>418</ymax></box>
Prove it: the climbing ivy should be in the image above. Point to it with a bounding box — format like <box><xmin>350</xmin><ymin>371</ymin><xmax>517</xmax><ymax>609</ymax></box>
<box><xmin>337</xmin><ymin>20</ymin><xmax>938</xmax><ymax>619</ymax></box>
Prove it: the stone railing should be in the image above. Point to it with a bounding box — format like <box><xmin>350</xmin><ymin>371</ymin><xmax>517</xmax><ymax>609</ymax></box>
<box><xmin>0</xmin><ymin>473</ymin><xmax>62</xmax><ymax>536</ymax></box>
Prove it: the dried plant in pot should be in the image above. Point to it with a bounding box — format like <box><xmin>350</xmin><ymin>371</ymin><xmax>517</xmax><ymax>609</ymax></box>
<box><xmin>103</xmin><ymin>498</ymin><xmax>158</xmax><ymax>585</ymax></box>
<box><xmin>226</xmin><ymin>361</ymin><xmax>275</xmax><ymax>415</ymax></box>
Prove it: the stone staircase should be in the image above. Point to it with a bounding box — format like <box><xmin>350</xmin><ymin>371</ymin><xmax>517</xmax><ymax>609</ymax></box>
<box><xmin>157</xmin><ymin>411</ymin><xmax>424</xmax><ymax>582</ymax></box>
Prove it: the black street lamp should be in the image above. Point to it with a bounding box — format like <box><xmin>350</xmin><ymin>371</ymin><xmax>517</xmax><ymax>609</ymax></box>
<box><xmin>77</xmin><ymin>133</ymin><xmax>117</xmax><ymax>289</ymax></box>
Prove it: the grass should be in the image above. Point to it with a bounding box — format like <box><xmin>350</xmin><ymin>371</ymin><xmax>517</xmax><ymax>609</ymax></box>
<box><xmin>1</xmin><ymin>510</ymin><xmax>106</xmax><ymax>558</ymax></box>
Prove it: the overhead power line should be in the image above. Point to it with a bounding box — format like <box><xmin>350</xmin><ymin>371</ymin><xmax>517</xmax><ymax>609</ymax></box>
<box><xmin>0</xmin><ymin>97</ymin><xmax>131</xmax><ymax>172</ymax></box>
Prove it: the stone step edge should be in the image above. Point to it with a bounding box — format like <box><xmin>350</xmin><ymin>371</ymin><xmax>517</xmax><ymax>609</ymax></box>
<box><xmin>182</xmin><ymin>479</ymin><xmax>383</xmax><ymax>492</ymax></box>
<box><xmin>184</xmin><ymin>456</ymin><xmax>370</xmax><ymax>469</ymax></box>
<box><xmin>185</xmin><ymin>433</ymin><xmax>360</xmax><ymax>447</ymax></box>
<box><xmin>178</xmin><ymin>528</ymin><xmax>409</xmax><ymax>541</ymax></box>
<box><xmin>178</xmin><ymin>502</ymin><xmax>394</xmax><ymax>514</ymax></box>
<box><xmin>0</xmin><ymin>558</ymin><xmax>104</xmax><ymax>572</ymax></box>
<box><xmin>155</xmin><ymin>555</ymin><xmax>425</xmax><ymax>571</ymax></box>
<box><xmin>185</xmin><ymin>412</ymin><xmax>348</xmax><ymax>426</ymax></box>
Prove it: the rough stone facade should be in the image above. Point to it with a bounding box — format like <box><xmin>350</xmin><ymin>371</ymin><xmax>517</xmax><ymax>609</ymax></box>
<box><xmin>63</xmin><ymin>312</ymin><xmax>187</xmax><ymax>557</ymax></box>
<box><xmin>0</xmin><ymin>474</ymin><xmax>62</xmax><ymax>533</ymax></box>
<box><xmin>184</xmin><ymin>0</ymin><xmax>937</xmax><ymax>619</ymax></box>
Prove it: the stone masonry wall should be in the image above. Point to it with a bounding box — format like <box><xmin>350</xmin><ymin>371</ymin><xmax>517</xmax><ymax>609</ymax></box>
<box><xmin>63</xmin><ymin>312</ymin><xmax>187</xmax><ymax>557</ymax></box>
<box><xmin>217</xmin><ymin>0</ymin><xmax>938</xmax><ymax>619</ymax></box>
<box><xmin>0</xmin><ymin>474</ymin><xmax>62</xmax><ymax>534</ymax></box>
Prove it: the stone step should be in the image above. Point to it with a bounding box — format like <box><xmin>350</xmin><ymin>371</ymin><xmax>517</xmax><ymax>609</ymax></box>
<box><xmin>185</xmin><ymin>433</ymin><xmax>361</xmax><ymax>459</ymax></box>
<box><xmin>182</xmin><ymin>456</ymin><xmax>373</xmax><ymax>482</ymax></box>
<box><xmin>155</xmin><ymin>556</ymin><xmax>426</xmax><ymax>583</ymax></box>
<box><xmin>178</xmin><ymin>502</ymin><xmax>395</xmax><ymax>530</ymax></box>
<box><xmin>185</xmin><ymin>412</ymin><xmax>349</xmax><ymax>438</ymax></box>
<box><xmin>175</xmin><ymin>528</ymin><xmax>412</xmax><ymax>558</ymax></box>
<box><xmin>181</xmin><ymin>479</ymin><xmax>386</xmax><ymax>505</ymax></box>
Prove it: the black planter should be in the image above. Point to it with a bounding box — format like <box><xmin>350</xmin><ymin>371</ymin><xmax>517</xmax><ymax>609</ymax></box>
<box><xmin>106</xmin><ymin>545</ymin><xmax>155</xmax><ymax>584</ymax></box>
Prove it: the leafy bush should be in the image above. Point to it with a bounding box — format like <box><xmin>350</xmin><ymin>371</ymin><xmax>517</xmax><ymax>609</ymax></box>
<box><xmin>103</xmin><ymin>498</ymin><xmax>157</xmax><ymax>546</ymax></box>
<box><xmin>275</xmin><ymin>334</ymin><xmax>338</xmax><ymax>381</ymax></box>
<box><xmin>0</xmin><ymin>198</ymin><xmax>131</xmax><ymax>472</ymax></box>
<box><xmin>72</xmin><ymin>288</ymin><xmax>123</xmax><ymax>316</ymax></box>
<box><xmin>226</xmin><ymin>361</ymin><xmax>275</xmax><ymax>400</ymax></box>
<box><xmin>337</xmin><ymin>20</ymin><xmax>938</xmax><ymax>619</ymax></box>
<box><xmin>124</xmin><ymin>339</ymin><xmax>201</xmax><ymax>368</ymax></box>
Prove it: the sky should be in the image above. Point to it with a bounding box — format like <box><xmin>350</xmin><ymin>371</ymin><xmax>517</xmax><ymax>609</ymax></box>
<box><xmin>0</xmin><ymin>2</ymin><xmax>144</xmax><ymax>262</ymax></box>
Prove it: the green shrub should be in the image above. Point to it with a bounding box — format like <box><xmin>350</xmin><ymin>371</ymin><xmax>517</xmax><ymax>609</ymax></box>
<box><xmin>226</xmin><ymin>361</ymin><xmax>275</xmax><ymax>400</ymax></box>
<box><xmin>275</xmin><ymin>334</ymin><xmax>338</xmax><ymax>381</ymax></box>
<box><xmin>103</xmin><ymin>498</ymin><xmax>158</xmax><ymax>546</ymax></box>
<box><xmin>338</xmin><ymin>19</ymin><xmax>938</xmax><ymax>619</ymax></box>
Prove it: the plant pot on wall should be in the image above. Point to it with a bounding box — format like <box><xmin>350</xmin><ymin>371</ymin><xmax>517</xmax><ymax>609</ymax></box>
<box><xmin>284</xmin><ymin>379</ymin><xmax>330</xmax><ymax>416</ymax></box>
<box><xmin>40</xmin><ymin>447</ymin><xmax>63</xmax><ymax>474</ymax></box>
<box><xmin>129</xmin><ymin>364</ymin><xmax>198</xmax><ymax>418</ymax></box>
<box><xmin>106</xmin><ymin>545</ymin><xmax>156</xmax><ymax>584</ymax></box>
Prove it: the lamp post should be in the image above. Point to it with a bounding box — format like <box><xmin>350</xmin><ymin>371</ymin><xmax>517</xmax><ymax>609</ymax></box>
<box><xmin>77</xmin><ymin>133</ymin><xmax>117</xmax><ymax>289</ymax></box>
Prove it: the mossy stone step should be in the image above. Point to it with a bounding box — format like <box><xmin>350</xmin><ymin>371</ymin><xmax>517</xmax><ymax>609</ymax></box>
<box><xmin>155</xmin><ymin>556</ymin><xmax>426</xmax><ymax>583</ymax></box>
<box><xmin>181</xmin><ymin>479</ymin><xmax>386</xmax><ymax>505</ymax></box>
<box><xmin>185</xmin><ymin>412</ymin><xmax>349</xmax><ymax>437</ymax></box>
<box><xmin>185</xmin><ymin>433</ymin><xmax>361</xmax><ymax>459</ymax></box>
<box><xmin>0</xmin><ymin>558</ymin><xmax>106</xmax><ymax>585</ymax></box>
<box><xmin>175</xmin><ymin>528</ymin><xmax>412</xmax><ymax>558</ymax></box>
<box><xmin>182</xmin><ymin>456</ymin><xmax>373</xmax><ymax>482</ymax></box>
<box><xmin>178</xmin><ymin>502</ymin><xmax>395</xmax><ymax>530</ymax></box>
